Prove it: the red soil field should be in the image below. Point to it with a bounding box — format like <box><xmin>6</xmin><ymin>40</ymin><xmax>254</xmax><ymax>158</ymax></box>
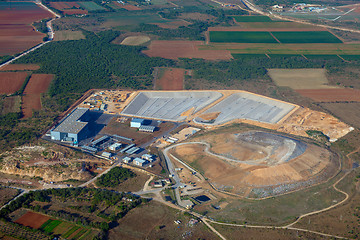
<box><xmin>22</xmin><ymin>74</ymin><xmax>53</xmax><ymax>118</ymax></box>
<box><xmin>15</xmin><ymin>211</ymin><xmax>50</xmax><ymax>229</ymax></box>
<box><xmin>296</xmin><ymin>89</ymin><xmax>360</xmax><ymax>102</ymax></box>
<box><xmin>62</xmin><ymin>9</ymin><xmax>88</xmax><ymax>15</ymax></box>
<box><xmin>0</xmin><ymin>72</ymin><xmax>29</xmax><ymax>94</ymax></box>
<box><xmin>208</xmin><ymin>26</ymin><xmax>328</xmax><ymax>32</ymax></box>
<box><xmin>113</xmin><ymin>2</ymin><xmax>141</xmax><ymax>10</ymax></box>
<box><xmin>156</xmin><ymin>68</ymin><xmax>184</xmax><ymax>90</ymax></box>
<box><xmin>0</xmin><ymin>64</ymin><xmax>40</xmax><ymax>71</ymax></box>
<box><xmin>143</xmin><ymin>40</ymin><xmax>232</xmax><ymax>60</ymax></box>
<box><xmin>0</xmin><ymin>5</ymin><xmax>54</xmax><ymax>55</ymax></box>
<box><xmin>49</xmin><ymin>1</ymin><xmax>70</xmax><ymax>9</ymax></box>
<box><xmin>50</xmin><ymin>2</ymin><xmax>82</xmax><ymax>10</ymax></box>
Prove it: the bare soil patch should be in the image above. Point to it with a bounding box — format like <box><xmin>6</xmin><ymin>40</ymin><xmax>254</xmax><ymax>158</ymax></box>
<box><xmin>296</xmin><ymin>89</ymin><xmax>360</xmax><ymax>102</ymax></box>
<box><xmin>0</xmin><ymin>96</ymin><xmax>21</xmax><ymax>114</ymax></box>
<box><xmin>172</xmin><ymin>130</ymin><xmax>338</xmax><ymax>197</ymax></box>
<box><xmin>151</xmin><ymin>20</ymin><xmax>190</xmax><ymax>29</ymax></box>
<box><xmin>0</xmin><ymin>72</ymin><xmax>29</xmax><ymax>94</ymax></box>
<box><xmin>15</xmin><ymin>211</ymin><xmax>50</xmax><ymax>229</ymax></box>
<box><xmin>155</xmin><ymin>67</ymin><xmax>184</xmax><ymax>90</ymax></box>
<box><xmin>0</xmin><ymin>64</ymin><xmax>40</xmax><ymax>71</ymax></box>
<box><xmin>180</xmin><ymin>12</ymin><xmax>215</xmax><ymax>21</ymax></box>
<box><xmin>108</xmin><ymin>201</ymin><xmax>217</xmax><ymax>240</ymax></box>
<box><xmin>54</xmin><ymin>30</ymin><xmax>85</xmax><ymax>41</ymax></box>
<box><xmin>267</xmin><ymin>68</ymin><xmax>337</xmax><ymax>90</ymax></box>
<box><xmin>142</xmin><ymin>40</ymin><xmax>232</xmax><ymax>60</ymax></box>
<box><xmin>320</xmin><ymin>102</ymin><xmax>360</xmax><ymax>129</ymax></box>
<box><xmin>62</xmin><ymin>9</ymin><xmax>88</xmax><ymax>15</ymax></box>
<box><xmin>22</xmin><ymin>74</ymin><xmax>53</xmax><ymax>118</ymax></box>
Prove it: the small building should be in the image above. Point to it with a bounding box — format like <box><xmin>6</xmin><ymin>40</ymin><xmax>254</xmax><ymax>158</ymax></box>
<box><xmin>151</xmin><ymin>181</ymin><xmax>163</xmax><ymax>188</ymax></box>
<box><xmin>139</xmin><ymin>125</ymin><xmax>156</xmax><ymax>133</ymax></box>
<box><xmin>142</xmin><ymin>154</ymin><xmax>155</xmax><ymax>162</ymax></box>
<box><xmin>101</xmin><ymin>151</ymin><xmax>112</xmax><ymax>158</ymax></box>
<box><xmin>123</xmin><ymin>156</ymin><xmax>132</xmax><ymax>163</ymax></box>
<box><xmin>134</xmin><ymin>157</ymin><xmax>148</xmax><ymax>167</ymax></box>
<box><xmin>130</xmin><ymin>118</ymin><xmax>145</xmax><ymax>128</ymax></box>
<box><xmin>109</xmin><ymin>142</ymin><xmax>122</xmax><ymax>151</ymax></box>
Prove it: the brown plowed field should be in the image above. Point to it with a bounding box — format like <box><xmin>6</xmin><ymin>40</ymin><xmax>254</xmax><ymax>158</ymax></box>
<box><xmin>156</xmin><ymin>68</ymin><xmax>184</xmax><ymax>90</ymax></box>
<box><xmin>113</xmin><ymin>2</ymin><xmax>141</xmax><ymax>10</ymax></box>
<box><xmin>15</xmin><ymin>211</ymin><xmax>50</xmax><ymax>229</ymax></box>
<box><xmin>296</xmin><ymin>89</ymin><xmax>360</xmax><ymax>102</ymax></box>
<box><xmin>62</xmin><ymin>9</ymin><xmax>88</xmax><ymax>15</ymax></box>
<box><xmin>0</xmin><ymin>72</ymin><xmax>29</xmax><ymax>94</ymax></box>
<box><xmin>0</xmin><ymin>64</ymin><xmax>40</xmax><ymax>71</ymax></box>
<box><xmin>22</xmin><ymin>74</ymin><xmax>53</xmax><ymax>118</ymax></box>
<box><xmin>0</xmin><ymin>5</ymin><xmax>53</xmax><ymax>55</ymax></box>
<box><xmin>50</xmin><ymin>2</ymin><xmax>81</xmax><ymax>10</ymax></box>
<box><xmin>142</xmin><ymin>40</ymin><xmax>232</xmax><ymax>60</ymax></box>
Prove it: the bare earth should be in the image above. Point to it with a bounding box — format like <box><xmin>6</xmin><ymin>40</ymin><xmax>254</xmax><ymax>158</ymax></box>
<box><xmin>267</xmin><ymin>68</ymin><xmax>338</xmax><ymax>90</ymax></box>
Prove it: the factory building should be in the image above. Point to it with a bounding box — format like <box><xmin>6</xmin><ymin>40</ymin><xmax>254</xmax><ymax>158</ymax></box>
<box><xmin>50</xmin><ymin>108</ymin><xmax>90</xmax><ymax>145</ymax></box>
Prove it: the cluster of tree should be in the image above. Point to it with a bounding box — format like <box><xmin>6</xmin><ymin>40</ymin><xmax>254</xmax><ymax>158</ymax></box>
<box><xmin>96</xmin><ymin>167</ymin><xmax>136</xmax><ymax>188</ymax></box>
<box><xmin>179</xmin><ymin>55</ymin><xmax>359</xmax><ymax>85</ymax></box>
<box><xmin>0</xmin><ymin>187</ymin><xmax>147</xmax><ymax>232</ymax></box>
<box><xmin>32</xmin><ymin>19</ymin><xmax>49</xmax><ymax>34</ymax></box>
<box><xmin>15</xmin><ymin>30</ymin><xmax>173</xmax><ymax>109</ymax></box>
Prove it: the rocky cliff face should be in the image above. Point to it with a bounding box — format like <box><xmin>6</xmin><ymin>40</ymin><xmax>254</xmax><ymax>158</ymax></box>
<box><xmin>0</xmin><ymin>162</ymin><xmax>92</xmax><ymax>182</ymax></box>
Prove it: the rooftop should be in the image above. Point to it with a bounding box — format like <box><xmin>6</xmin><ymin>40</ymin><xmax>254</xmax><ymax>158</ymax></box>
<box><xmin>52</xmin><ymin>108</ymin><xmax>88</xmax><ymax>134</ymax></box>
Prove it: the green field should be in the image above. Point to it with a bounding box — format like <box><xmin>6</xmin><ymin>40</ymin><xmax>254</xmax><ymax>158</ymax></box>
<box><xmin>78</xmin><ymin>1</ymin><xmax>106</xmax><ymax>11</ymax></box>
<box><xmin>40</xmin><ymin>219</ymin><xmax>62</xmax><ymax>233</ymax></box>
<box><xmin>233</xmin><ymin>15</ymin><xmax>273</xmax><ymax>22</ymax></box>
<box><xmin>210</xmin><ymin>31</ymin><xmax>278</xmax><ymax>43</ymax></box>
<box><xmin>273</xmin><ymin>31</ymin><xmax>343</xmax><ymax>44</ymax></box>
<box><xmin>63</xmin><ymin>226</ymin><xmax>81</xmax><ymax>238</ymax></box>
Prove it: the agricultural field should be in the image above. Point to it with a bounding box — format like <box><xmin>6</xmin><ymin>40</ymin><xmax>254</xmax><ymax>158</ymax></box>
<box><xmin>78</xmin><ymin>2</ymin><xmax>106</xmax><ymax>12</ymax></box>
<box><xmin>0</xmin><ymin>64</ymin><xmax>40</xmax><ymax>71</ymax></box>
<box><xmin>108</xmin><ymin>1</ymin><xmax>142</xmax><ymax>11</ymax></box>
<box><xmin>143</xmin><ymin>40</ymin><xmax>232</xmax><ymax>60</ymax></box>
<box><xmin>0</xmin><ymin>96</ymin><xmax>21</xmax><ymax>115</ymax></box>
<box><xmin>22</xmin><ymin>74</ymin><xmax>53</xmax><ymax>118</ymax></box>
<box><xmin>103</xmin><ymin>13</ymin><xmax>168</xmax><ymax>28</ymax></box>
<box><xmin>120</xmin><ymin>36</ymin><xmax>150</xmax><ymax>46</ymax></box>
<box><xmin>13</xmin><ymin>211</ymin><xmax>97</xmax><ymax>240</ymax></box>
<box><xmin>267</xmin><ymin>68</ymin><xmax>336</xmax><ymax>90</ymax></box>
<box><xmin>209</xmin><ymin>31</ymin><xmax>278</xmax><ymax>43</ymax></box>
<box><xmin>209</xmin><ymin>30</ymin><xmax>342</xmax><ymax>44</ymax></box>
<box><xmin>233</xmin><ymin>15</ymin><xmax>274</xmax><ymax>22</ymax></box>
<box><xmin>0</xmin><ymin>187</ymin><xmax>19</xmax><ymax>207</ymax></box>
<box><xmin>53</xmin><ymin>30</ymin><xmax>85</xmax><ymax>41</ymax></box>
<box><xmin>272</xmin><ymin>31</ymin><xmax>342</xmax><ymax>44</ymax></box>
<box><xmin>14</xmin><ymin>211</ymin><xmax>50</xmax><ymax>229</ymax></box>
<box><xmin>0</xmin><ymin>2</ymin><xmax>53</xmax><ymax>56</ymax></box>
<box><xmin>295</xmin><ymin>89</ymin><xmax>360</xmax><ymax>102</ymax></box>
<box><xmin>155</xmin><ymin>67</ymin><xmax>185</xmax><ymax>90</ymax></box>
<box><xmin>0</xmin><ymin>72</ymin><xmax>29</xmax><ymax>94</ymax></box>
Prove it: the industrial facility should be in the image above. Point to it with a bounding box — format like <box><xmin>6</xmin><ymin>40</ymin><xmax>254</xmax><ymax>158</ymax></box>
<box><xmin>50</xmin><ymin>108</ymin><xmax>90</xmax><ymax>145</ymax></box>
